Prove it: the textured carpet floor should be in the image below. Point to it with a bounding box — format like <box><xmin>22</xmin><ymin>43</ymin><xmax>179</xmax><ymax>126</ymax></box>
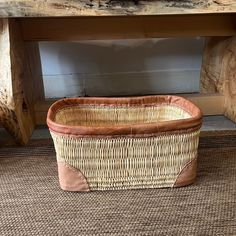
<box><xmin>0</xmin><ymin>138</ymin><xmax>236</xmax><ymax>236</ymax></box>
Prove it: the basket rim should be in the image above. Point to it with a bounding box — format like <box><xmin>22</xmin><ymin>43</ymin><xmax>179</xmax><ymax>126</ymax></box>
<box><xmin>47</xmin><ymin>95</ymin><xmax>202</xmax><ymax>136</ymax></box>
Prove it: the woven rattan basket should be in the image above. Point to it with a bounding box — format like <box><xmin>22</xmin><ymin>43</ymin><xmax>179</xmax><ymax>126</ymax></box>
<box><xmin>47</xmin><ymin>95</ymin><xmax>202</xmax><ymax>192</ymax></box>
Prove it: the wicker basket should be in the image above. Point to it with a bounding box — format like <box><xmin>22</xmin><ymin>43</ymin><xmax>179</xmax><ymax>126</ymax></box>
<box><xmin>47</xmin><ymin>95</ymin><xmax>202</xmax><ymax>192</ymax></box>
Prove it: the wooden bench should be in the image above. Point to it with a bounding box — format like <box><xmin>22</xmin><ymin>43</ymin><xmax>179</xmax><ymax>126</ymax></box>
<box><xmin>0</xmin><ymin>0</ymin><xmax>236</xmax><ymax>144</ymax></box>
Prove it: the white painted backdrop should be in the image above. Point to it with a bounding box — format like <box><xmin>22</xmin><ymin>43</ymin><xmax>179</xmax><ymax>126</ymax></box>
<box><xmin>39</xmin><ymin>38</ymin><xmax>204</xmax><ymax>98</ymax></box>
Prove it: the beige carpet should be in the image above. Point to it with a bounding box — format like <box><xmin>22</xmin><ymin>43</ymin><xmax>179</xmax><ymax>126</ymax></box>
<box><xmin>0</xmin><ymin>137</ymin><xmax>236</xmax><ymax>235</ymax></box>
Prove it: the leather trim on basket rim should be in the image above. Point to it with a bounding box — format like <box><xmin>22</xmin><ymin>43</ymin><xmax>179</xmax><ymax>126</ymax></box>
<box><xmin>47</xmin><ymin>95</ymin><xmax>202</xmax><ymax>136</ymax></box>
<box><xmin>50</xmin><ymin>126</ymin><xmax>201</xmax><ymax>139</ymax></box>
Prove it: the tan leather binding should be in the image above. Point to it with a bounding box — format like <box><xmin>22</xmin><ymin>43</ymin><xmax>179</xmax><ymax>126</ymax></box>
<box><xmin>173</xmin><ymin>157</ymin><xmax>197</xmax><ymax>187</ymax></box>
<box><xmin>57</xmin><ymin>161</ymin><xmax>89</xmax><ymax>192</ymax></box>
<box><xmin>47</xmin><ymin>95</ymin><xmax>202</xmax><ymax>137</ymax></box>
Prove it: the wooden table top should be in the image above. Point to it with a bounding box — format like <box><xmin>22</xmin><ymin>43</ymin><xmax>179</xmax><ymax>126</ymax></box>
<box><xmin>0</xmin><ymin>0</ymin><xmax>236</xmax><ymax>18</ymax></box>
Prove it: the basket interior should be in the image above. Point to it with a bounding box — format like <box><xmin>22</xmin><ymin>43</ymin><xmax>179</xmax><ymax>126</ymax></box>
<box><xmin>54</xmin><ymin>105</ymin><xmax>191</xmax><ymax>127</ymax></box>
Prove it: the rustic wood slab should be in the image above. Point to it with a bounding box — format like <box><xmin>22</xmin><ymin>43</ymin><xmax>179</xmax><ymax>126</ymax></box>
<box><xmin>0</xmin><ymin>0</ymin><xmax>235</xmax><ymax>17</ymax></box>
<box><xmin>0</xmin><ymin>1</ymin><xmax>235</xmax><ymax>144</ymax></box>
<box><xmin>200</xmin><ymin>36</ymin><xmax>236</xmax><ymax>123</ymax></box>
<box><xmin>0</xmin><ymin>19</ymin><xmax>43</xmax><ymax>144</ymax></box>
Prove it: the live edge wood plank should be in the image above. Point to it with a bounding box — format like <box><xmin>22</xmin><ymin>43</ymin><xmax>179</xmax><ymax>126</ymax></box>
<box><xmin>0</xmin><ymin>19</ymin><xmax>43</xmax><ymax>144</ymax></box>
<box><xmin>200</xmin><ymin>36</ymin><xmax>236</xmax><ymax>123</ymax></box>
<box><xmin>0</xmin><ymin>0</ymin><xmax>236</xmax><ymax>17</ymax></box>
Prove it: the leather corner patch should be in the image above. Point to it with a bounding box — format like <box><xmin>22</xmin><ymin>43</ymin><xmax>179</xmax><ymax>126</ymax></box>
<box><xmin>57</xmin><ymin>161</ymin><xmax>90</xmax><ymax>192</ymax></box>
<box><xmin>173</xmin><ymin>156</ymin><xmax>197</xmax><ymax>188</ymax></box>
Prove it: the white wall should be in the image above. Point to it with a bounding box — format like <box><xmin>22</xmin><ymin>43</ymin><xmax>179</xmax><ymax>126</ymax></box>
<box><xmin>39</xmin><ymin>38</ymin><xmax>204</xmax><ymax>98</ymax></box>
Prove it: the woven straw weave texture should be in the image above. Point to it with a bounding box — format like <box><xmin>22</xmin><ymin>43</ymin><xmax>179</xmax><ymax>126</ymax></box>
<box><xmin>54</xmin><ymin>105</ymin><xmax>191</xmax><ymax>126</ymax></box>
<box><xmin>52</xmin><ymin>130</ymin><xmax>199</xmax><ymax>190</ymax></box>
<box><xmin>48</xmin><ymin>96</ymin><xmax>202</xmax><ymax>191</ymax></box>
<box><xmin>0</xmin><ymin>138</ymin><xmax>236</xmax><ymax>235</ymax></box>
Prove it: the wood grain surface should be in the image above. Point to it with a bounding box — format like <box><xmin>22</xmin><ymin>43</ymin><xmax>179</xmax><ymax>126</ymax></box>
<box><xmin>0</xmin><ymin>19</ymin><xmax>35</xmax><ymax>144</ymax></box>
<box><xmin>19</xmin><ymin>14</ymin><xmax>236</xmax><ymax>42</ymax></box>
<box><xmin>0</xmin><ymin>0</ymin><xmax>235</xmax><ymax>17</ymax></box>
<box><xmin>200</xmin><ymin>36</ymin><xmax>236</xmax><ymax>123</ymax></box>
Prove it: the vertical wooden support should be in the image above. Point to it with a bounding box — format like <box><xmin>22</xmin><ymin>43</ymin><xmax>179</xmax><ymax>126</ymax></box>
<box><xmin>223</xmin><ymin>37</ymin><xmax>236</xmax><ymax>121</ymax></box>
<box><xmin>24</xmin><ymin>42</ymin><xmax>45</xmax><ymax>103</ymax></box>
<box><xmin>200</xmin><ymin>36</ymin><xmax>236</xmax><ymax>122</ymax></box>
<box><xmin>200</xmin><ymin>37</ymin><xmax>230</xmax><ymax>94</ymax></box>
<box><xmin>0</xmin><ymin>19</ymin><xmax>44</xmax><ymax>144</ymax></box>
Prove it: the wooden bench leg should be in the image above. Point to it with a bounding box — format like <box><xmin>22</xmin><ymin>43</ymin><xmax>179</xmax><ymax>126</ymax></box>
<box><xmin>0</xmin><ymin>19</ymin><xmax>44</xmax><ymax>145</ymax></box>
<box><xmin>200</xmin><ymin>36</ymin><xmax>236</xmax><ymax>122</ymax></box>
